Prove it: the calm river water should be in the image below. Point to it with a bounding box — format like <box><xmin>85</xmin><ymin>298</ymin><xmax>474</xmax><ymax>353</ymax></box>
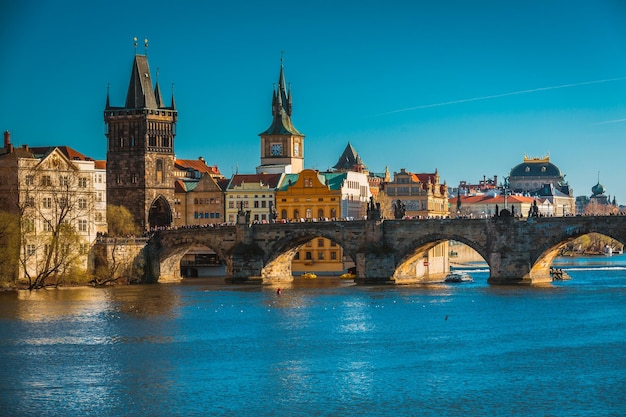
<box><xmin>1</xmin><ymin>256</ymin><xmax>625</xmax><ymax>416</ymax></box>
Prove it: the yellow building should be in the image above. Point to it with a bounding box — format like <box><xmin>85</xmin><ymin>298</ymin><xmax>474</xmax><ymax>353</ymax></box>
<box><xmin>276</xmin><ymin>169</ymin><xmax>370</xmax><ymax>274</ymax></box>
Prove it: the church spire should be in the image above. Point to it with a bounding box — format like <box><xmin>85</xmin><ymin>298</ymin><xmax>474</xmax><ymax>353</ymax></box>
<box><xmin>261</xmin><ymin>56</ymin><xmax>301</xmax><ymax>135</ymax></box>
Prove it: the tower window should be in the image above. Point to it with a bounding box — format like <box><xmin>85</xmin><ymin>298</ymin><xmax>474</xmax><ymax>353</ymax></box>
<box><xmin>156</xmin><ymin>159</ymin><xmax>164</xmax><ymax>183</ymax></box>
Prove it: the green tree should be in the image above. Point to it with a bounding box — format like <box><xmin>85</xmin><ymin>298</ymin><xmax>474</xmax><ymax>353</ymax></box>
<box><xmin>0</xmin><ymin>211</ymin><xmax>20</xmax><ymax>287</ymax></box>
<box><xmin>107</xmin><ymin>205</ymin><xmax>140</xmax><ymax>237</ymax></box>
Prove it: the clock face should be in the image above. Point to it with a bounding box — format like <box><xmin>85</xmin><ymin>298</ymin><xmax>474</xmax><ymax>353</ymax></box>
<box><xmin>271</xmin><ymin>143</ymin><xmax>282</xmax><ymax>156</ymax></box>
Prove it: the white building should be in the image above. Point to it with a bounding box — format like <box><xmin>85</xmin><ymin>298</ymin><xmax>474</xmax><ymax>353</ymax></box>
<box><xmin>0</xmin><ymin>131</ymin><xmax>103</xmax><ymax>280</ymax></box>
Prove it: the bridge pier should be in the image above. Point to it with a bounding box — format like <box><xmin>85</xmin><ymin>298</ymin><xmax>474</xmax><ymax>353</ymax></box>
<box><xmin>354</xmin><ymin>252</ymin><xmax>396</xmax><ymax>284</ymax></box>
<box><xmin>486</xmin><ymin>251</ymin><xmax>552</xmax><ymax>285</ymax></box>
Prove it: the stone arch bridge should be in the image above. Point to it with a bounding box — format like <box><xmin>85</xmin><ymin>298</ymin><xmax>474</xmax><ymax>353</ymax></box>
<box><xmin>143</xmin><ymin>216</ymin><xmax>626</xmax><ymax>285</ymax></box>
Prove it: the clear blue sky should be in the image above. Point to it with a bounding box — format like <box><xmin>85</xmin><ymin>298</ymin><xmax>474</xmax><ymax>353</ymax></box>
<box><xmin>2</xmin><ymin>0</ymin><xmax>626</xmax><ymax>202</ymax></box>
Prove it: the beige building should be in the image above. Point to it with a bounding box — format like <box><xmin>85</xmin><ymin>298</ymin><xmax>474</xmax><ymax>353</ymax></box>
<box><xmin>383</xmin><ymin>168</ymin><xmax>449</xmax><ymax>218</ymax></box>
<box><xmin>172</xmin><ymin>158</ymin><xmax>225</xmax><ymax>227</ymax></box>
<box><xmin>508</xmin><ymin>155</ymin><xmax>575</xmax><ymax>216</ymax></box>
<box><xmin>224</xmin><ymin>173</ymin><xmax>284</xmax><ymax>224</ymax></box>
<box><xmin>0</xmin><ymin>131</ymin><xmax>103</xmax><ymax>280</ymax></box>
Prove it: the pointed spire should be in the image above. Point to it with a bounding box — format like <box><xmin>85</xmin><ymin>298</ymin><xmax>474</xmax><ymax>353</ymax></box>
<box><xmin>125</xmin><ymin>55</ymin><xmax>158</xmax><ymax>109</ymax></box>
<box><xmin>170</xmin><ymin>83</ymin><xmax>176</xmax><ymax>110</ymax></box>
<box><xmin>105</xmin><ymin>83</ymin><xmax>111</xmax><ymax>109</ymax></box>
<box><xmin>260</xmin><ymin>54</ymin><xmax>302</xmax><ymax>136</ymax></box>
<box><xmin>154</xmin><ymin>81</ymin><xmax>163</xmax><ymax>108</ymax></box>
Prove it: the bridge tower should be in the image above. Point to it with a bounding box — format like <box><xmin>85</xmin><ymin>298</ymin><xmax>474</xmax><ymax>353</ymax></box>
<box><xmin>104</xmin><ymin>41</ymin><xmax>177</xmax><ymax>230</ymax></box>
<box><xmin>257</xmin><ymin>57</ymin><xmax>305</xmax><ymax>174</ymax></box>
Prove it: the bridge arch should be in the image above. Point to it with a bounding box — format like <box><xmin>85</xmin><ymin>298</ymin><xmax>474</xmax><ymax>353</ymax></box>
<box><xmin>261</xmin><ymin>230</ymin><xmax>358</xmax><ymax>280</ymax></box>
<box><xmin>392</xmin><ymin>233</ymin><xmax>489</xmax><ymax>283</ymax></box>
<box><xmin>530</xmin><ymin>223</ymin><xmax>626</xmax><ymax>279</ymax></box>
<box><xmin>147</xmin><ymin>229</ymin><xmax>235</xmax><ymax>282</ymax></box>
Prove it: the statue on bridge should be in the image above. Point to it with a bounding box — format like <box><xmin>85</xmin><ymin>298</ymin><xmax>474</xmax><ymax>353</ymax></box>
<box><xmin>393</xmin><ymin>199</ymin><xmax>406</xmax><ymax>219</ymax></box>
<box><xmin>237</xmin><ymin>201</ymin><xmax>251</xmax><ymax>224</ymax></box>
<box><xmin>367</xmin><ymin>196</ymin><xmax>381</xmax><ymax>221</ymax></box>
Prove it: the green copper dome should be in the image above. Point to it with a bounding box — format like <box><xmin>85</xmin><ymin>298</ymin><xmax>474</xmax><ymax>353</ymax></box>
<box><xmin>591</xmin><ymin>182</ymin><xmax>605</xmax><ymax>196</ymax></box>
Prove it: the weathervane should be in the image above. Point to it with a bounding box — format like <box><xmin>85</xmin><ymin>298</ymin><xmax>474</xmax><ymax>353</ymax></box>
<box><xmin>144</xmin><ymin>38</ymin><xmax>149</xmax><ymax>55</ymax></box>
<box><xmin>133</xmin><ymin>37</ymin><xmax>138</xmax><ymax>54</ymax></box>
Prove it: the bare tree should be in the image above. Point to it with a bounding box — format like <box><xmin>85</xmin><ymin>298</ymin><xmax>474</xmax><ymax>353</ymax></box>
<box><xmin>17</xmin><ymin>154</ymin><xmax>94</xmax><ymax>289</ymax></box>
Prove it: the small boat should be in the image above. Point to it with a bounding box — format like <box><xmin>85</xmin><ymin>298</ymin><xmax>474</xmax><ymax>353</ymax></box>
<box><xmin>339</xmin><ymin>272</ymin><xmax>356</xmax><ymax>279</ymax></box>
<box><xmin>444</xmin><ymin>272</ymin><xmax>473</xmax><ymax>283</ymax></box>
<box><xmin>301</xmin><ymin>272</ymin><xmax>317</xmax><ymax>279</ymax></box>
<box><xmin>550</xmin><ymin>268</ymin><xmax>571</xmax><ymax>281</ymax></box>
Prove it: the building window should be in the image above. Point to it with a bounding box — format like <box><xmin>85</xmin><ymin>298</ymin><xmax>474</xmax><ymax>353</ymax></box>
<box><xmin>318</xmin><ymin>252</ymin><xmax>325</xmax><ymax>260</ymax></box>
<box><xmin>25</xmin><ymin>175</ymin><xmax>34</xmax><ymax>186</ymax></box>
<box><xmin>44</xmin><ymin>221</ymin><xmax>53</xmax><ymax>232</ymax></box>
<box><xmin>78</xmin><ymin>198</ymin><xmax>87</xmax><ymax>209</ymax></box>
<box><xmin>26</xmin><ymin>244</ymin><xmax>36</xmax><ymax>256</ymax></box>
<box><xmin>281</xmin><ymin>209</ymin><xmax>287</xmax><ymax>219</ymax></box>
<box><xmin>305</xmin><ymin>251</ymin><xmax>312</xmax><ymax>260</ymax></box>
<box><xmin>318</xmin><ymin>209</ymin><xmax>324</xmax><ymax>218</ymax></box>
<box><xmin>78</xmin><ymin>219</ymin><xmax>87</xmax><ymax>232</ymax></box>
<box><xmin>305</xmin><ymin>209</ymin><xmax>312</xmax><ymax>219</ymax></box>
<box><xmin>96</xmin><ymin>192</ymin><xmax>103</xmax><ymax>202</ymax></box>
<box><xmin>41</xmin><ymin>175</ymin><xmax>52</xmax><ymax>186</ymax></box>
<box><xmin>317</xmin><ymin>239</ymin><xmax>324</xmax><ymax>247</ymax></box>
<box><xmin>330</xmin><ymin>241</ymin><xmax>337</xmax><ymax>247</ymax></box>
<box><xmin>23</xmin><ymin>219</ymin><xmax>35</xmax><ymax>233</ymax></box>
<box><xmin>330</xmin><ymin>251</ymin><xmax>337</xmax><ymax>260</ymax></box>
<box><xmin>78</xmin><ymin>177</ymin><xmax>88</xmax><ymax>188</ymax></box>
<box><xmin>42</xmin><ymin>197</ymin><xmax>52</xmax><ymax>209</ymax></box>
<box><xmin>254</xmin><ymin>201</ymin><xmax>259</xmax><ymax>208</ymax></box>
<box><xmin>294</xmin><ymin>252</ymin><xmax>300</xmax><ymax>260</ymax></box>
<box><xmin>156</xmin><ymin>159</ymin><xmax>164</xmax><ymax>183</ymax></box>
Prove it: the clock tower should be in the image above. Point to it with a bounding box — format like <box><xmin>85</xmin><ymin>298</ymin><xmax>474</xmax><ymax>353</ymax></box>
<box><xmin>257</xmin><ymin>59</ymin><xmax>305</xmax><ymax>174</ymax></box>
<box><xmin>104</xmin><ymin>44</ymin><xmax>177</xmax><ymax>230</ymax></box>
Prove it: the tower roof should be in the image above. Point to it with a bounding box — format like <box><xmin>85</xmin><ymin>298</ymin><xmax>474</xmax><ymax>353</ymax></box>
<box><xmin>333</xmin><ymin>142</ymin><xmax>367</xmax><ymax>171</ymax></box>
<box><xmin>260</xmin><ymin>61</ymin><xmax>303</xmax><ymax>136</ymax></box>
<box><xmin>125</xmin><ymin>54</ymin><xmax>159</xmax><ymax>109</ymax></box>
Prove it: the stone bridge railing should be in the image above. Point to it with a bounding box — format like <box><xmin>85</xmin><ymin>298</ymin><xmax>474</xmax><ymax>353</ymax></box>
<box><xmin>141</xmin><ymin>215</ymin><xmax>626</xmax><ymax>285</ymax></box>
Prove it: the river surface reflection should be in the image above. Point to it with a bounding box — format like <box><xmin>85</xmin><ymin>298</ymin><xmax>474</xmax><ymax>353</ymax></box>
<box><xmin>1</xmin><ymin>257</ymin><xmax>625</xmax><ymax>416</ymax></box>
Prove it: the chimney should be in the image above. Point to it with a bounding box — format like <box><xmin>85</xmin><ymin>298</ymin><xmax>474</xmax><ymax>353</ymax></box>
<box><xmin>3</xmin><ymin>131</ymin><xmax>13</xmax><ymax>153</ymax></box>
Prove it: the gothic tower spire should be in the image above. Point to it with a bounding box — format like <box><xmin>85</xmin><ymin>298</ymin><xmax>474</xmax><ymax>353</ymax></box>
<box><xmin>257</xmin><ymin>55</ymin><xmax>305</xmax><ymax>174</ymax></box>
<box><xmin>104</xmin><ymin>41</ymin><xmax>177</xmax><ymax>229</ymax></box>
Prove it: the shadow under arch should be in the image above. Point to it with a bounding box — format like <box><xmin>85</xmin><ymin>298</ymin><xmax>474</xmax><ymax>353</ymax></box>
<box><xmin>148</xmin><ymin>195</ymin><xmax>172</xmax><ymax>229</ymax></box>
<box><xmin>393</xmin><ymin>233</ymin><xmax>489</xmax><ymax>283</ymax></box>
